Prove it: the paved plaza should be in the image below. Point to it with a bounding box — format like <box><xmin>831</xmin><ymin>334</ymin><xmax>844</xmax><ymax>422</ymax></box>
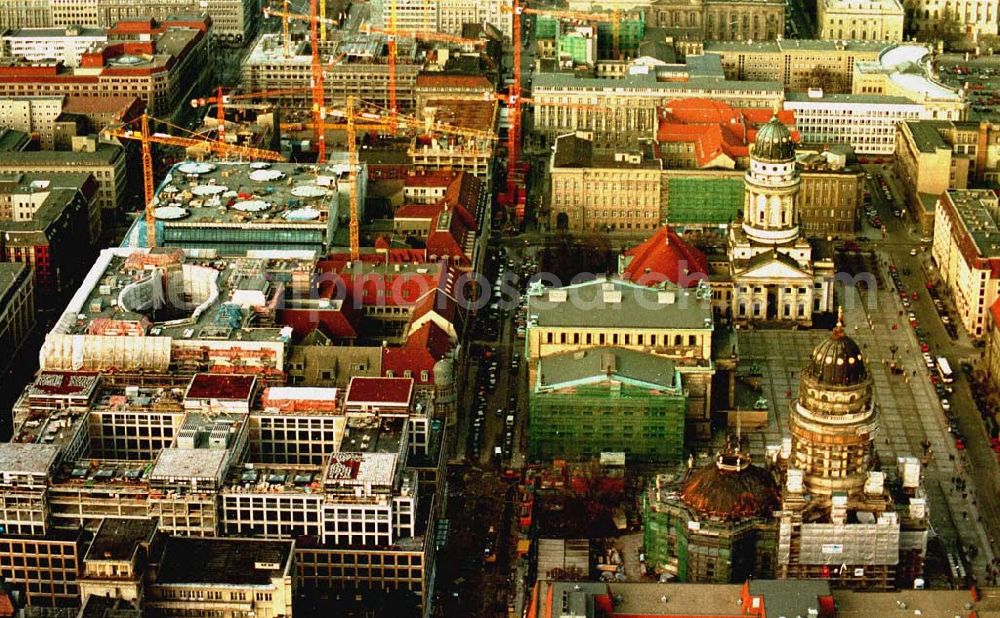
<box><xmin>738</xmin><ymin>283</ymin><xmax>995</xmax><ymax>582</ymax></box>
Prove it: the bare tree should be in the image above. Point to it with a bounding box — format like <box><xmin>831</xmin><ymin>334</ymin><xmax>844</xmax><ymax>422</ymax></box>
<box><xmin>914</xmin><ymin>7</ymin><xmax>966</xmax><ymax>45</ymax></box>
<box><xmin>807</xmin><ymin>66</ymin><xmax>849</xmax><ymax>94</ymax></box>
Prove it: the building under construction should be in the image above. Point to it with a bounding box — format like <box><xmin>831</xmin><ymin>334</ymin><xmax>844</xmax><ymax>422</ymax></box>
<box><xmin>240</xmin><ymin>32</ymin><xmax>422</xmax><ymax>112</ymax></box>
<box><xmin>529</xmin><ymin>348</ymin><xmax>687</xmax><ymax>464</ymax></box>
<box><xmin>640</xmin><ymin>320</ymin><xmax>930</xmax><ymax>590</ymax></box>
<box><xmin>642</xmin><ymin>449</ymin><xmax>780</xmax><ymax>583</ymax></box>
<box><xmin>33</xmin><ymin>247</ymin><xmax>316</xmax><ymax>382</ymax></box>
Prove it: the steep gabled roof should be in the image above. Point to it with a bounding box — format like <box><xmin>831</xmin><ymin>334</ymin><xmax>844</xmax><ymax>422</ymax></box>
<box><xmin>621</xmin><ymin>226</ymin><xmax>709</xmax><ymax>288</ymax></box>
<box><xmin>380</xmin><ymin>322</ymin><xmax>453</xmax><ymax>381</ymax></box>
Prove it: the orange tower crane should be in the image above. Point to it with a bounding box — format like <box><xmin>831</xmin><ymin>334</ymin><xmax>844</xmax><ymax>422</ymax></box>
<box><xmin>264</xmin><ymin>2</ymin><xmax>482</xmax><ymax>124</ymax></box>
<box><xmin>498</xmin><ymin>0</ymin><xmax>619</xmax><ymax>220</ymax></box>
<box><xmin>304</xmin><ymin>98</ymin><xmax>496</xmax><ymax>259</ymax></box>
<box><xmin>103</xmin><ymin>113</ymin><xmax>284</xmax><ymax>248</ymax></box>
<box><xmin>191</xmin><ymin>86</ymin><xmax>313</xmax><ymax>142</ymax></box>
<box><xmin>263</xmin><ymin>0</ymin><xmax>328</xmax><ymax>162</ymax></box>
<box><xmin>357</xmin><ymin>22</ymin><xmax>482</xmax><ymax>115</ymax></box>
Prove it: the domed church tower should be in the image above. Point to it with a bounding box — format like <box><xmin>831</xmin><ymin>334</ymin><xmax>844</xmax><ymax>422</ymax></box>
<box><xmin>788</xmin><ymin>308</ymin><xmax>878</xmax><ymax>500</ymax></box>
<box><xmin>726</xmin><ymin>115</ymin><xmax>835</xmax><ymax>325</ymax></box>
<box><xmin>742</xmin><ymin>117</ymin><xmax>802</xmax><ymax>246</ymax></box>
<box><xmin>774</xmin><ymin>309</ymin><xmax>929</xmax><ymax>589</ymax></box>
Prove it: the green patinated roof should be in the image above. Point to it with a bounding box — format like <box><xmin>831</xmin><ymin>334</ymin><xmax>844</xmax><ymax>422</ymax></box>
<box><xmin>538</xmin><ymin>347</ymin><xmax>679</xmax><ymax>390</ymax></box>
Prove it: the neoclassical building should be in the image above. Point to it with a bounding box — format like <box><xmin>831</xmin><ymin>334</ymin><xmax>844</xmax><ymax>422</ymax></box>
<box><xmin>642</xmin><ymin>316</ymin><xmax>930</xmax><ymax>588</ymax></box>
<box><xmin>775</xmin><ymin>313</ymin><xmax>929</xmax><ymax>588</ymax></box>
<box><xmin>727</xmin><ymin>117</ymin><xmax>835</xmax><ymax>325</ymax></box>
<box><xmin>645</xmin><ymin>0</ymin><xmax>785</xmax><ymax>41</ymax></box>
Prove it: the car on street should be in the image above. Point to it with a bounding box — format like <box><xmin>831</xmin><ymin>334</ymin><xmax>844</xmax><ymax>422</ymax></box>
<box><xmin>910</xmin><ymin>248</ymin><xmax>918</xmax><ymax>256</ymax></box>
<box><xmin>941</xmin><ymin>399</ymin><xmax>951</xmax><ymax>412</ymax></box>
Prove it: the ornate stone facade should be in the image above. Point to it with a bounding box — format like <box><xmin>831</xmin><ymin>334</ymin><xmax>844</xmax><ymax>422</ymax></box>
<box><xmin>774</xmin><ymin>315</ymin><xmax>929</xmax><ymax>589</ymax></box>
<box><xmin>788</xmin><ymin>313</ymin><xmax>878</xmax><ymax>499</ymax></box>
<box><xmin>727</xmin><ymin>117</ymin><xmax>835</xmax><ymax>325</ymax></box>
<box><xmin>645</xmin><ymin>0</ymin><xmax>785</xmax><ymax>42</ymax></box>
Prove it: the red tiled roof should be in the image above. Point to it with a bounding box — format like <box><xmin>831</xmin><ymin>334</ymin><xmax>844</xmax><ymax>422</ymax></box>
<box><xmin>394</xmin><ymin>204</ymin><xmax>440</xmax><ymax>219</ymax></box>
<box><xmin>427</xmin><ymin>204</ymin><xmax>475</xmax><ymax>264</ymax></box>
<box><xmin>315</xmin><ymin>257</ymin><xmax>448</xmax><ymax>308</ymax></box>
<box><xmin>346</xmin><ymin>376</ymin><xmax>413</xmax><ymax>405</ymax></box>
<box><xmin>321</xmin><ymin>248</ymin><xmax>429</xmax><ymax>266</ymax></box>
<box><xmin>185</xmin><ymin>373</ymin><xmax>256</xmax><ymax>400</ymax></box>
<box><xmin>410</xmin><ymin>271</ymin><xmax>460</xmax><ymax>325</ymax></box>
<box><xmin>991</xmin><ymin>296</ymin><xmax>1000</xmax><ymax>326</ymax></box>
<box><xmin>62</xmin><ymin>94</ymin><xmax>144</xmax><ymax>116</ymax></box>
<box><xmin>279</xmin><ymin>297</ymin><xmax>361</xmax><ymax>339</ymax></box>
<box><xmin>404</xmin><ymin>170</ymin><xmax>463</xmax><ymax>188</ymax></box>
<box><xmin>621</xmin><ymin>226</ymin><xmax>709</xmax><ymax>288</ymax></box>
<box><xmin>656</xmin><ymin>99</ymin><xmax>798</xmax><ymax>168</ymax></box>
<box><xmin>407</xmin><ymin>321</ymin><xmax>452</xmax><ymax>359</ymax></box>
<box><xmin>381</xmin><ymin>323</ymin><xmax>453</xmax><ymax>383</ymax></box>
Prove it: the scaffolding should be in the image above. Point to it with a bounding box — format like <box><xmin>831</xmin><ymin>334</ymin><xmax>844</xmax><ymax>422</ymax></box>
<box><xmin>643</xmin><ymin>482</ymin><xmax>777</xmax><ymax>583</ymax></box>
<box><xmin>528</xmin><ymin>384</ymin><xmax>686</xmax><ymax>463</ymax></box>
<box><xmin>666</xmin><ymin>177</ymin><xmax>743</xmax><ymax>226</ymax></box>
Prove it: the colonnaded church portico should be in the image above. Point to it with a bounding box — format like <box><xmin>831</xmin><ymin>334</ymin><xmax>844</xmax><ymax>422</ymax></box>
<box><xmin>727</xmin><ymin>116</ymin><xmax>835</xmax><ymax>326</ymax></box>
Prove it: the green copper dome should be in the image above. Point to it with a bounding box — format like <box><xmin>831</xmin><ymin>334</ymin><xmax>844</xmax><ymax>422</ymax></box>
<box><xmin>753</xmin><ymin>116</ymin><xmax>796</xmax><ymax>162</ymax></box>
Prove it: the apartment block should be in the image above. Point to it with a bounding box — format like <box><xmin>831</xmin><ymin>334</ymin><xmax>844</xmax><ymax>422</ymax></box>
<box><xmin>77</xmin><ymin>518</ymin><xmax>157</xmax><ymax>603</ymax></box>
<box><xmin>0</xmin><ymin>262</ymin><xmax>34</xmax><ymax>370</ymax></box>
<box><xmin>531</xmin><ymin>58</ymin><xmax>784</xmax><ymax>151</ymax></box>
<box><xmin>705</xmin><ymin>39</ymin><xmax>888</xmax><ymax>93</ymax></box>
<box><xmin>904</xmin><ymin>0</ymin><xmax>998</xmax><ymax>38</ymax></box>
<box><xmin>0</xmin><ymin>17</ymin><xmax>211</xmax><ymax>120</ymax></box>
<box><xmin>438</xmin><ymin>0</ymin><xmax>512</xmax><ymax>40</ymax></box>
<box><xmin>783</xmin><ymin>92</ymin><xmax>924</xmax><ymax>155</ymax></box>
<box><xmin>0</xmin><ymin>140</ymin><xmax>127</xmax><ymax>215</ymax></box>
<box><xmin>987</xmin><ymin>298</ymin><xmax>1000</xmax><ymax>394</ymax></box>
<box><xmin>0</xmin><ymin>530</ymin><xmax>89</xmax><ymax>607</ymax></box>
<box><xmin>548</xmin><ymin>133</ymin><xmax>664</xmax><ymax>233</ymax></box>
<box><xmin>12</xmin><ymin>0</ymin><xmax>258</xmax><ymax>42</ymax></box>
<box><xmin>932</xmin><ymin>189</ymin><xmax>1000</xmax><ymax>339</ymax></box>
<box><xmin>144</xmin><ymin>537</ymin><xmax>294</xmax><ymax>618</ymax></box>
<box><xmin>0</xmin><ymin>172</ymin><xmax>100</xmax><ymax>296</ymax></box>
<box><xmin>0</xmin><ymin>0</ymin><xmax>51</xmax><ymax>28</ymax></box>
<box><xmin>4</xmin><ymin>364</ymin><xmax>444</xmax><ymax>611</ymax></box>
<box><xmin>644</xmin><ymin>0</ymin><xmax>785</xmax><ymax>42</ymax></box>
<box><xmin>895</xmin><ymin>119</ymin><xmax>988</xmax><ymax>233</ymax></box>
<box><xmin>0</xmin><ymin>97</ymin><xmax>65</xmax><ymax>150</ymax></box>
<box><xmin>0</xmin><ymin>25</ymin><xmax>107</xmax><ymax>66</ymax></box>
